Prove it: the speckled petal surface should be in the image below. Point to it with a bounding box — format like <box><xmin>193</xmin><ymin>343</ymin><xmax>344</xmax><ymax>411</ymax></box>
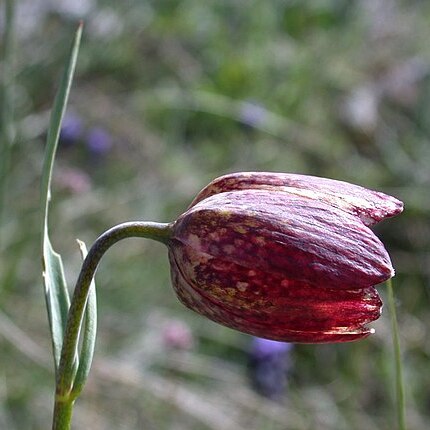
<box><xmin>173</xmin><ymin>190</ymin><xmax>394</xmax><ymax>290</ymax></box>
<box><xmin>167</xmin><ymin>172</ymin><xmax>403</xmax><ymax>343</ymax></box>
<box><xmin>168</xmin><ymin>243</ymin><xmax>380</xmax><ymax>343</ymax></box>
<box><xmin>189</xmin><ymin>172</ymin><xmax>403</xmax><ymax>226</ymax></box>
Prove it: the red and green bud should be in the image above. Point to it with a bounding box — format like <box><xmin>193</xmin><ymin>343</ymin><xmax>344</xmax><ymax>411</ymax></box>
<box><xmin>168</xmin><ymin>172</ymin><xmax>403</xmax><ymax>343</ymax></box>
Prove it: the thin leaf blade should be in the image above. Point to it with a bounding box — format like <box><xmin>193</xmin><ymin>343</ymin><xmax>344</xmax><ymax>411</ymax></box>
<box><xmin>43</xmin><ymin>238</ymin><xmax>70</xmax><ymax>370</ymax></box>
<box><xmin>41</xmin><ymin>23</ymin><xmax>83</xmax><ymax>372</ymax></box>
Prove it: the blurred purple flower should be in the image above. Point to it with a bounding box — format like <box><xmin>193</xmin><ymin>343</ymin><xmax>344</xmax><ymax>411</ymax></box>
<box><xmin>248</xmin><ymin>337</ymin><xmax>292</xmax><ymax>400</ymax></box>
<box><xmin>239</xmin><ymin>102</ymin><xmax>267</xmax><ymax>128</ymax></box>
<box><xmin>60</xmin><ymin>112</ymin><xmax>84</xmax><ymax>145</ymax></box>
<box><xmin>86</xmin><ymin>127</ymin><xmax>113</xmax><ymax>156</ymax></box>
<box><xmin>250</xmin><ymin>337</ymin><xmax>293</xmax><ymax>359</ymax></box>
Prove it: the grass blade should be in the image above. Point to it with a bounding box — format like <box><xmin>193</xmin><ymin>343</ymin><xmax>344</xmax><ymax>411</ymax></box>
<box><xmin>0</xmin><ymin>0</ymin><xmax>15</xmax><ymax>234</ymax></box>
<box><xmin>41</xmin><ymin>22</ymin><xmax>83</xmax><ymax>373</ymax></box>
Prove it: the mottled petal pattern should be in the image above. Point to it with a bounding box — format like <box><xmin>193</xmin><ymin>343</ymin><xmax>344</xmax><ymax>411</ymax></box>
<box><xmin>169</xmin><ymin>242</ymin><xmax>382</xmax><ymax>343</ymax></box>
<box><xmin>167</xmin><ymin>172</ymin><xmax>403</xmax><ymax>343</ymax></box>
<box><xmin>189</xmin><ymin>172</ymin><xmax>403</xmax><ymax>226</ymax></box>
<box><xmin>175</xmin><ymin>190</ymin><xmax>393</xmax><ymax>289</ymax></box>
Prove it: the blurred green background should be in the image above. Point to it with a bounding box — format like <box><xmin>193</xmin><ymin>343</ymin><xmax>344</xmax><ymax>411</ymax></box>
<box><xmin>1</xmin><ymin>1</ymin><xmax>429</xmax><ymax>429</ymax></box>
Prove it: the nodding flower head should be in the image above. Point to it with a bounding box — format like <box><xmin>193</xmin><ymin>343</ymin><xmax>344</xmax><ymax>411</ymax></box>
<box><xmin>167</xmin><ymin>172</ymin><xmax>403</xmax><ymax>343</ymax></box>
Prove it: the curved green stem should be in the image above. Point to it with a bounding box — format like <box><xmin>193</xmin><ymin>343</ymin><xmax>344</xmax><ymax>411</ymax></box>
<box><xmin>52</xmin><ymin>221</ymin><xmax>171</xmax><ymax>430</ymax></box>
<box><xmin>387</xmin><ymin>278</ymin><xmax>406</xmax><ymax>430</ymax></box>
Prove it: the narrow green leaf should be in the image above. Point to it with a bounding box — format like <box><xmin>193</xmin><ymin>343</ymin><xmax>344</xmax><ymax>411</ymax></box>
<box><xmin>71</xmin><ymin>240</ymin><xmax>97</xmax><ymax>399</ymax></box>
<box><xmin>43</xmin><ymin>238</ymin><xmax>71</xmax><ymax>371</ymax></box>
<box><xmin>40</xmin><ymin>22</ymin><xmax>83</xmax><ymax>230</ymax></box>
<box><xmin>41</xmin><ymin>23</ymin><xmax>83</xmax><ymax>372</ymax></box>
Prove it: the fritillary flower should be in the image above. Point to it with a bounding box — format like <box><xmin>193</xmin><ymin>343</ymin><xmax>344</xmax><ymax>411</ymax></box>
<box><xmin>167</xmin><ymin>172</ymin><xmax>403</xmax><ymax>343</ymax></box>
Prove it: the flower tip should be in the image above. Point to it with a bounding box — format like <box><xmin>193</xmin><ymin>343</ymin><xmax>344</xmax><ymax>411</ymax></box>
<box><xmin>397</xmin><ymin>199</ymin><xmax>404</xmax><ymax>213</ymax></box>
<box><xmin>387</xmin><ymin>197</ymin><xmax>404</xmax><ymax>218</ymax></box>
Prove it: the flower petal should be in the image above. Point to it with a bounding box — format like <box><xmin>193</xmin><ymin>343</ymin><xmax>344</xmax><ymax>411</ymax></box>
<box><xmin>189</xmin><ymin>172</ymin><xmax>403</xmax><ymax>226</ymax></box>
<box><xmin>173</xmin><ymin>190</ymin><xmax>394</xmax><ymax>290</ymax></box>
<box><xmin>169</xmin><ymin>243</ymin><xmax>380</xmax><ymax>343</ymax></box>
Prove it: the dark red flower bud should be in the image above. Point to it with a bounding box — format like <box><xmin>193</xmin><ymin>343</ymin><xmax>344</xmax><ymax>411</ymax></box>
<box><xmin>168</xmin><ymin>172</ymin><xmax>403</xmax><ymax>343</ymax></box>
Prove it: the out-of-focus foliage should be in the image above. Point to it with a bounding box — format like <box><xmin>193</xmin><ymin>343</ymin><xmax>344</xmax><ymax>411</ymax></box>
<box><xmin>0</xmin><ymin>1</ymin><xmax>429</xmax><ymax>429</ymax></box>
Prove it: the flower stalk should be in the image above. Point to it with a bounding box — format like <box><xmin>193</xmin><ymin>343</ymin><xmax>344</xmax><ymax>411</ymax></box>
<box><xmin>52</xmin><ymin>399</ymin><xmax>74</xmax><ymax>430</ymax></box>
<box><xmin>53</xmin><ymin>221</ymin><xmax>171</xmax><ymax>430</ymax></box>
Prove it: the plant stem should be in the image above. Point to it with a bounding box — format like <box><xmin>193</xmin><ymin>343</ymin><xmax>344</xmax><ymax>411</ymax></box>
<box><xmin>52</xmin><ymin>221</ymin><xmax>172</xmax><ymax>430</ymax></box>
<box><xmin>386</xmin><ymin>278</ymin><xmax>406</xmax><ymax>430</ymax></box>
<box><xmin>52</xmin><ymin>398</ymin><xmax>74</xmax><ymax>430</ymax></box>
